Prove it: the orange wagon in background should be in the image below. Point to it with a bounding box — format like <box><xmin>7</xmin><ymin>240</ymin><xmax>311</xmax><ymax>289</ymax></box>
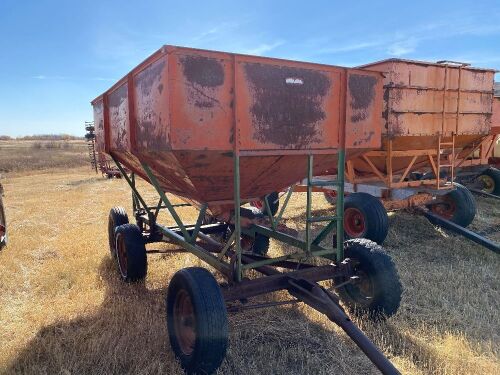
<box><xmin>288</xmin><ymin>59</ymin><xmax>497</xmax><ymax>244</ymax></box>
<box><xmin>304</xmin><ymin>59</ymin><xmax>497</xmax><ymax>244</ymax></box>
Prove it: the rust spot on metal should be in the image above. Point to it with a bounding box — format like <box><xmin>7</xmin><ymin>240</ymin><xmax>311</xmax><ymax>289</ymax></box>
<box><xmin>134</xmin><ymin>59</ymin><xmax>168</xmax><ymax>149</ymax></box>
<box><xmin>353</xmin><ymin>131</ymin><xmax>375</xmax><ymax>146</ymax></box>
<box><xmin>109</xmin><ymin>84</ymin><xmax>129</xmax><ymax>149</ymax></box>
<box><xmin>349</xmin><ymin>74</ymin><xmax>376</xmax><ymax>123</ymax></box>
<box><xmin>181</xmin><ymin>56</ymin><xmax>224</xmax><ymax>87</ymax></box>
<box><xmin>180</xmin><ymin>55</ymin><xmax>225</xmax><ymax>111</ymax></box>
<box><xmin>244</xmin><ymin>63</ymin><xmax>329</xmax><ymax>147</ymax></box>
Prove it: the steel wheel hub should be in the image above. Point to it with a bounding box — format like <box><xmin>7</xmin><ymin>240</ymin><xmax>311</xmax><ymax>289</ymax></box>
<box><xmin>116</xmin><ymin>234</ymin><xmax>128</xmax><ymax>278</ymax></box>
<box><xmin>344</xmin><ymin>208</ymin><xmax>366</xmax><ymax>237</ymax></box>
<box><xmin>174</xmin><ymin>290</ymin><xmax>196</xmax><ymax>355</ymax></box>
<box><xmin>430</xmin><ymin>196</ymin><xmax>456</xmax><ymax>219</ymax></box>
<box><xmin>478</xmin><ymin>174</ymin><xmax>495</xmax><ymax>194</ymax></box>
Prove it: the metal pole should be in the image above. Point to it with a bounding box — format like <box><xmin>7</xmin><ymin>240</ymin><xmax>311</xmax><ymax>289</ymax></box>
<box><xmin>131</xmin><ymin>173</ymin><xmax>137</xmax><ymax>213</ymax></box>
<box><xmin>233</xmin><ymin>153</ymin><xmax>242</xmax><ymax>282</ymax></box>
<box><xmin>336</xmin><ymin>150</ymin><xmax>345</xmax><ymax>260</ymax></box>
<box><xmin>305</xmin><ymin>154</ymin><xmax>313</xmax><ymax>255</ymax></box>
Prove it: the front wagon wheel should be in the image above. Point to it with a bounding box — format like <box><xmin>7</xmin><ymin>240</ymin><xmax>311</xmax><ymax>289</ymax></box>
<box><xmin>167</xmin><ymin>267</ymin><xmax>228</xmax><ymax>375</ymax></box>
<box><xmin>334</xmin><ymin>239</ymin><xmax>402</xmax><ymax>320</ymax></box>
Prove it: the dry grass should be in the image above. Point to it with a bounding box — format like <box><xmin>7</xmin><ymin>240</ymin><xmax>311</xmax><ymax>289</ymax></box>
<box><xmin>0</xmin><ymin>140</ymin><xmax>89</xmax><ymax>174</ymax></box>
<box><xmin>0</xmin><ymin>167</ymin><xmax>499</xmax><ymax>375</ymax></box>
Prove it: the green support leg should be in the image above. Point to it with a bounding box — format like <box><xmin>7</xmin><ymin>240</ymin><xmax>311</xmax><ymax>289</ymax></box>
<box><xmin>233</xmin><ymin>154</ymin><xmax>242</xmax><ymax>282</ymax></box>
<box><xmin>336</xmin><ymin>150</ymin><xmax>345</xmax><ymax>261</ymax></box>
<box><xmin>305</xmin><ymin>154</ymin><xmax>314</xmax><ymax>255</ymax></box>
<box><xmin>141</xmin><ymin>162</ymin><xmax>191</xmax><ymax>242</ymax></box>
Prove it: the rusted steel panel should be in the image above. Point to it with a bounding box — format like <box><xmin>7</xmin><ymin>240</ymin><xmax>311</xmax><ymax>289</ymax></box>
<box><xmin>134</xmin><ymin>55</ymin><xmax>170</xmax><ymax>150</ymax></box>
<box><xmin>492</xmin><ymin>97</ymin><xmax>500</xmax><ymax>130</ymax></box>
<box><xmin>360</xmin><ymin>58</ymin><xmax>495</xmax><ymax>138</ymax></box>
<box><xmin>169</xmin><ymin>49</ymin><xmax>233</xmax><ymax>150</ymax></box>
<box><xmin>235</xmin><ymin>55</ymin><xmax>342</xmax><ymax>150</ymax></box>
<box><xmin>93</xmin><ymin>99</ymin><xmax>105</xmax><ymax>152</ymax></box>
<box><xmin>108</xmin><ymin>83</ymin><xmax>130</xmax><ymax>150</ymax></box>
<box><xmin>345</xmin><ymin>70</ymin><xmax>383</xmax><ymax>148</ymax></box>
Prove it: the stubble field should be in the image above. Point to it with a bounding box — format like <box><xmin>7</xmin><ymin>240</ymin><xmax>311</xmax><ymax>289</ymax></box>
<box><xmin>0</xmin><ymin>141</ymin><xmax>499</xmax><ymax>374</ymax></box>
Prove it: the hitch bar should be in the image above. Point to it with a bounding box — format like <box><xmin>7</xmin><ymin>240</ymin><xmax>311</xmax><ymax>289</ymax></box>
<box><xmin>469</xmin><ymin>188</ymin><xmax>500</xmax><ymax>200</ymax></box>
<box><xmin>287</xmin><ymin>278</ymin><xmax>400</xmax><ymax>375</ymax></box>
<box><xmin>233</xmin><ymin>255</ymin><xmax>401</xmax><ymax>375</ymax></box>
<box><xmin>425</xmin><ymin>211</ymin><xmax>500</xmax><ymax>254</ymax></box>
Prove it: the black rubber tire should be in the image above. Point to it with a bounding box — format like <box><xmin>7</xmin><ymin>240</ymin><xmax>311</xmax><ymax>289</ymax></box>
<box><xmin>428</xmin><ymin>183</ymin><xmax>476</xmax><ymax>227</ymax></box>
<box><xmin>343</xmin><ymin>192</ymin><xmax>388</xmax><ymax>244</ymax></box>
<box><xmin>323</xmin><ymin>191</ymin><xmax>336</xmax><ymax>205</ymax></box>
<box><xmin>167</xmin><ymin>267</ymin><xmax>228</xmax><ymax>375</ymax></box>
<box><xmin>108</xmin><ymin>207</ymin><xmax>129</xmax><ymax>257</ymax></box>
<box><xmin>115</xmin><ymin>224</ymin><xmax>147</xmax><ymax>282</ymax></box>
<box><xmin>250</xmin><ymin>234</ymin><xmax>270</xmax><ymax>255</ymax></box>
<box><xmin>334</xmin><ymin>239</ymin><xmax>402</xmax><ymax>320</ymax></box>
<box><xmin>252</xmin><ymin>191</ymin><xmax>279</xmax><ymax>216</ymax></box>
<box><xmin>477</xmin><ymin>167</ymin><xmax>500</xmax><ymax>196</ymax></box>
<box><xmin>0</xmin><ymin>190</ymin><xmax>6</xmax><ymax>250</ymax></box>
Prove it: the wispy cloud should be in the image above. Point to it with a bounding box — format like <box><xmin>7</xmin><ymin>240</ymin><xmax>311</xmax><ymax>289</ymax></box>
<box><xmin>311</xmin><ymin>13</ymin><xmax>500</xmax><ymax>59</ymax></box>
<box><xmin>190</xmin><ymin>21</ymin><xmax>242</xmax><ymax>44</ymax></box>
<box><xmin>318</xmin><ymin>41</ymin><xmax>381</xmax><ymax>54</ymax></box>
<box><xmin>239</xmin><ymin>41</ymin><xmax>284</xmax><ymax>56</ymax></box>
<box><xmin>33</xmin><ymin>75</ymin><xmax>115</xmax><ymax>81</ymax></box>
<box><xmin>387</xmin><ymin>37</ymin><xmax>418</xmax><ymax>56</ymax></box>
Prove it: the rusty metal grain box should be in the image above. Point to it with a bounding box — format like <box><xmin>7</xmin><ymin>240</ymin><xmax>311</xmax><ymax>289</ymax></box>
<box><xmin>359</xmin><ymin>58</ymin><xmax>495</xmax><ymax>138</ymax></box>
<box><xmin>92</xmin><ymin>46</ymin><xmax>383</xmax><ymax>214</ymax></box>
<box><xmin>346</xmin><ymin>58</ymin><xmax>496</xmax><ymax>189</ymax></box>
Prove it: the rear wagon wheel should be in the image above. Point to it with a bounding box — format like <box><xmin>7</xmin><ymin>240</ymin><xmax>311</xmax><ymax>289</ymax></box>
<box><xmin>428</xmin><ymin>183</ymin><xmax>476</xmax><ymax>227</ymax></box>
<box><xmin>115</xmin><ymin>224</ymin><xmax>147</xmax><ymax>282</ymax></box>
<box><xmin>108</xmin><ymin>207</ymin><xmax>129</xmax><ymax>257</ymax></box>
<box><xmin>250</xmin><ymin>191</ymin><xmax>279</xmax><ymax>216</ymax></box>
<box><xmin>0</xmin><ymin>190</ymin><xmax>6</xmax><ymax>250</ymax></box>
<box><xmin>343</xmin><ymin>192</ymin><xmax>389</xmax><ymax>244</ymax></box>
<box><xmin>476</xmin><ymin>168</ymin><xmax>500</xmax><ymax>196</ymax></box>
<box><xmin>167</xmin><ymin>267</ymin><xmax>228</xmax><ymax>375</ymax></box>
<box><xmin>323</xmin><ymin>190</ymin><xmax>337</xmax><ymax>205</ymax></box>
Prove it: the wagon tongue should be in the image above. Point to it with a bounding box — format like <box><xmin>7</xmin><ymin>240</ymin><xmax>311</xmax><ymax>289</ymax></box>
<box><xmin>286</xmin><ymin>278</ymin><xmax>400</xmax><ymax>375</ymax></box>
<box><xmin>240</xmin><ymin>255</ymin><xmax>400</xmax><ymax>375</ymax></box>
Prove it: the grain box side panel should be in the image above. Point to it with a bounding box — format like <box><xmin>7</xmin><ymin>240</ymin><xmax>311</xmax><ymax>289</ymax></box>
<box><xmin>493</xmin><ymin>97</ymin><xmax>500</xmax><ymax>128</ymax></box>
<box><xmin>236</xmin><ymin>55</ymin><xmax>340</xmax><ymax>151</ymax></box>
<box><xmin>169</xmin><ymin>49</ymin><xmax>233</xmax><ymax>151</ymax></box>
<box><xmin>93</xmin><ymin>99</ymin><xmax>105</xmax><ymax>152</ymax></box>
<box><xmin>460</xmin><ymin>70</ymin><xmax>495</xmax><ymax>92</ymax></box>
<box><xmin>108</xmin><ymin>83</ymin><xmax>130</xmax><ymax>151</ymax></box>
<box><xmin>134</xmin><ymin>55</ymin><xmax>171</xmax><ymax>151</ymax></box>
<box><xmin>345</xmin><ymin>70</ymin><xmax>382</xmax><ymax>148</ymax></box>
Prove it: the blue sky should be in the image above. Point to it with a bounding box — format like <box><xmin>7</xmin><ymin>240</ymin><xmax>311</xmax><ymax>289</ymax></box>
<box><xmin>1</xmin><ymin>0</ymin><xmax>499</xmax><ymax>137</ymax></box>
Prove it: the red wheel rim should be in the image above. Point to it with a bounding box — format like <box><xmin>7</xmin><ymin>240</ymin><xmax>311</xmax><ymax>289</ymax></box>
<box><xmin>251</xmin><ymin>200</ymin><xmax>263</xmax><ymax>210</ymax></box>
<box><xmin>430</xmin><ymin>196</ymin><xmax>456</xmax><ymax>219</ymax></box>
<box><xmin>116</xmin><ymin>233</ymin><xmax>128</xmax><ymax>278</ymax></box>
<box><xmin>478</xmin><ymin>175</ymin><xmax>495</xmax><ymax>194</ymax></box>
<box><xmin>344</xmin><ymin>208</ymin><xmax>366</xmax><ymax>237</ymax></box>
<box><xmin>325</xmin><ymin>191</ymin><xmax>336</xmax><ymax>199</ymax></box>
<box><xmin>173</xmin><ymin>290</ymin><xmax>196</xmax><ymax>355</ymax></box>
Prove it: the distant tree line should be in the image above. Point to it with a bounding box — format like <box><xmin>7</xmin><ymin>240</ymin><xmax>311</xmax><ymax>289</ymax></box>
<box><xmin>0</xmin><ymin>134</ymin><xmax>84</xmax><ymax>141</ymax></box>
